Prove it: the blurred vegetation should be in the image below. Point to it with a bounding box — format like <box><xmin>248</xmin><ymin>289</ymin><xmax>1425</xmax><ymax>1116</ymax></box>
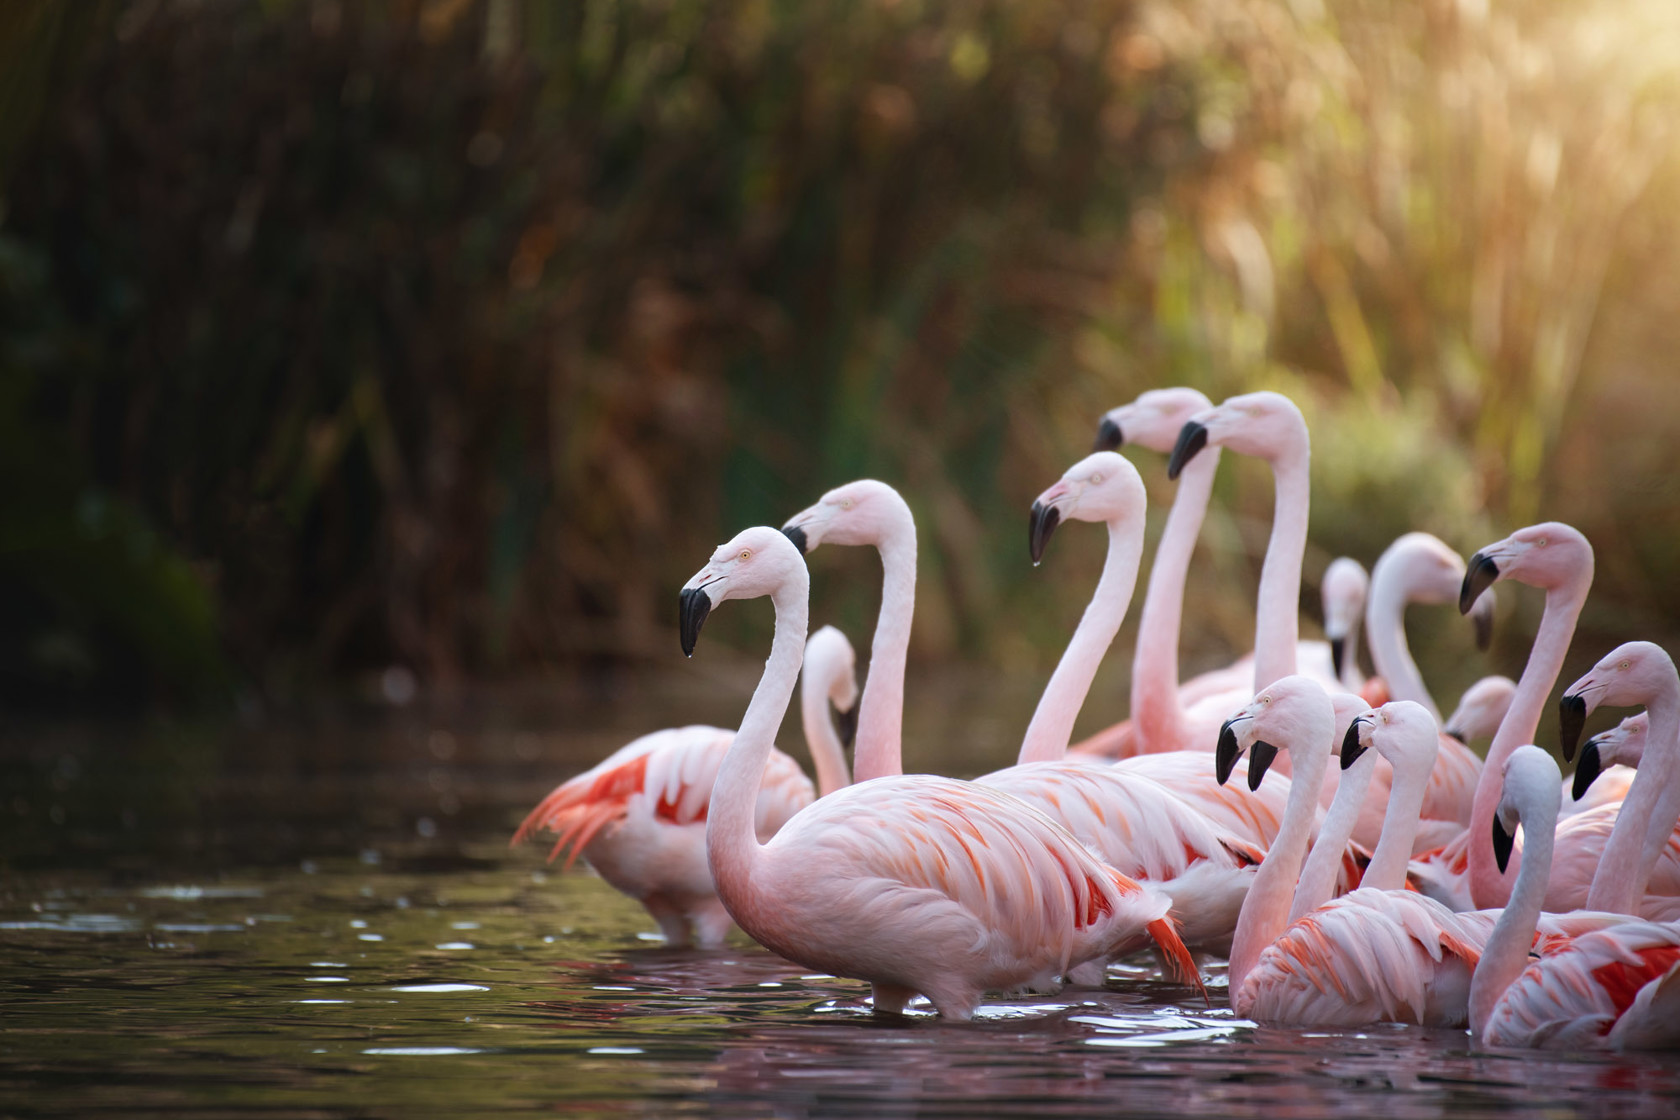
<box><xmin>1</xmin><ymin>0</ymin><xmax>1677</xmax><ymax>714</ymax></box>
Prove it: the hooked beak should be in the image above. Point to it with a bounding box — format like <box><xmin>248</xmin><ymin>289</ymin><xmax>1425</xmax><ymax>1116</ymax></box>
<box><xmin>1247</xmin><ymin>741</ymin><xmax>1279</xmax><ymax>791</ymax></box>
<box><xmin>1166</xmin><ymin>420</ymin><xmax>1209</xmax><ymax>481</ymax></box>
<box><xmin>1028</xmin><ymin>500</ymin><xmax>1062</xmax><ymax>566</ymax></box>
<box><xmin>1472</xmin><ymin>596</ymin><xmax>1495</xmax><ymax>652</ymax></box>
<box><xmin>1093</xmin><ymin>416</ymin><xmax>1123</xmax><ymax>452</ymax></box>
<box><xmin>1558</xmin><ymin>693</ymin><xmax>1589</xmax><ymax>764</ymax></box>
<box><xmin>1492</xmin><ymin>813</ymin><xmax>1515</xmax><ymax>874</ymax></box>
<box><xmin>679</xmin><ymin>586</ymin><xmax>714</xmax><ymax>658</ymax></box>
<box><xmin>782</xmin><ymin>524</ymin><xmax>809</xmax><ymax>556</ymax></box>
<box><xmin>830</xmin><ymin>700</ymin><xmax>859</xmax><ymax>749</ymax></box>
<box><xmin>1572</xmin><ymin>738</ymin><xmax>1604</xmax><ymax>802</ymax></box>
<box><xmin>1460</xmin><ymin>552</ymin><xmax>1499</xmax><ymax>615</ymax></box>
<box><xmin>1330</xmin><ymin>636</ymin><xmax>1347</xmax><ymax>681</ymax></box>
<box><xmin>1341</xmin><ymin>715</ymin><xmax>1371</xmax><ymax>770</ymax></box>
<box><xmin>1215</xmin><ymin>717</ymin><xmax>1245</xmax><ymax>786</ymax></box>
<box><xmin>1443</xmin><ymin>724</ymin><xmax>1467</xmax><ymax>745</ymax></box>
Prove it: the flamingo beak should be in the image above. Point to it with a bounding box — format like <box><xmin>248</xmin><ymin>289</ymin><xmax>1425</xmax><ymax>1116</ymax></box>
<box><xmin>1167</xmin><ymin>420</ymin><xmax>1208</xmax><ymax>481</ymax></box>
<box><xmin>1330</xmin><ymin>636</ymin><xmax>1347</xmax><ymax>681</ymax></box>
<box><xmin>1247</xmin><ymin>741</ymin><xmax>1279</xmax><ymax>791</ymax></box>
<box><xmin>1572</xmin><ymin>738</ymin><xmax>1603</xmax><ymax>802</ymax></box>
<box><xmin>1460</xmin><ymin>553</ymin><xmax>1499</xmax><ymax>615</ymax></box>
<box><xmin>1340</xmin><ymin>716</ymin><xmax>1371</xmax><ymax>770</ymax></box>
<box><xmin>1471</xmin><ymin>595</ymin><xmax>1495</xmax><ymax>652</ymax></box>
<box><xmin>1028</xmin><ymin>501</ymin><xmax>1061</xmax><ymax>566</ymax></box>
<box><xmin>1558</xmin><ymin>693</ymin><xmax>1588</xmax><ymax>763</ymax></box>
<box><xmin>1215</xmin><ymin>718</ymin><xmax>1243</xmax><ymax>786</ymax></box>
<box><xmin>1492</xmin><ymin>813</ymin><xmax>1515</xmax><ymax>874</ymax></box>
<box><xmin>1443</xmin><ymin>725</ymin><xmax>1467</xmax><ymax>745</ymax></box>
<box><xmin>679</xmin><ymin>586</ymin><xmax>713</xmax><ymax>657</ymax></box>
<box><xmin>831</xmin><ymin>700</ymin><xmax>859</xmax><ymax>749</ymax></box>
<box><xmin>782</xmin><ymin>524</ymin><xmax>809</xmax><ymax>556</ymax></box>
<box><xmin>1093</xmin><ymin>417</ymin><xmax>1123</xmax><ymax>452</ymax></box>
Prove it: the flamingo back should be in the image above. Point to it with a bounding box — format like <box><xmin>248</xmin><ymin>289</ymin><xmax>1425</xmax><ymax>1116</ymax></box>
<box><xmin>1484</xmin><ymin>922</ymin><xmax>1680</xmax><ymax>1049</ymax></box>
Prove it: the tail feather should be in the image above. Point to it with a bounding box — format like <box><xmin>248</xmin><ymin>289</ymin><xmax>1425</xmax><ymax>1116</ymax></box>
<box><xmin>512</xmin><ymin>754</ymin><xmax>652</xmax><ymax>867</ymax></box>
<box><xmin>1147</xmin><ymin>915</ymin><xmax>1204</xmax><ymax>996</ymax></box>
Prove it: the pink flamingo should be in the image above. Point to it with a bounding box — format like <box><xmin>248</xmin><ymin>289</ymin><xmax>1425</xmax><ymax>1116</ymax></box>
<box><xmin>1443</xmin><ymin>675</ymin><xmax>1516</xmax><ymax>745</ymax></box>
<box><xmin>511</xmin><ymin>624</ymin><xmax>858</xmax><ymax>947</ymax></box>
<box><xmin>1321</xmin><ymin>556</ymin><xmax>1372</xmax><ymax>694</ymax></box>
<box><xmin>1542</xmin><ymin>642</ymin><xmax>1680</xmax><ymax>921</ymax></box>
<box><xmin>680</xmin><ymin>526</ymin><xmax>1197</xmax><ymax>1019</ymax></box>
<box><xmin>1409</xmin><ymin>522</ymin><xmax>1595</xmax><ymax>911</ymax></box>
<box><xmin>1470</xmin><ymin>745</ymin><xmax>1680</xmax><ymax>1050</ymax></box>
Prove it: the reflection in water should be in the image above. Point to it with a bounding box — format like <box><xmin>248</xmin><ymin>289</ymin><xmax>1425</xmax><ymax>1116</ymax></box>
<box><xmin>0</xmin><ymin>702</ymin><xmax>1677</xmax><ymax>1118</ymax></box>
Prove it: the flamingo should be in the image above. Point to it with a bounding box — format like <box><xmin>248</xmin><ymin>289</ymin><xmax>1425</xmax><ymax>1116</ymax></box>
<box><xmin>1443</xmin><ymin>675</ymin><xmax>1517</xmax><ymax>745</ymax></box>
<box><xmin>1469</xmin><ymin>745</ymin><xmax>1680</xmax><ymax>1050</ymax></box>
<box><xmin>1542</xmin><ymin>642</ymin><xmax>1680</xmax><ymax>921</ymax></box>
<box><xmin>1321</xmin><ymin>556</ymin><xmax>1371</xmax><ymax>694</ymax></box>
<box><xmin>1409</xmin><ymin>522</ymin><xmax>1594</xmax><ymax>911</ymax></box>
<box><xmin>510</xmin><ymin>625</ymin><xmax>858</xmax><ymax>947</ymax></box>
<box><xmin>679</xmin><ymin>526</ymin><xmax>1197</xmax><ymax>1019</ymax></box>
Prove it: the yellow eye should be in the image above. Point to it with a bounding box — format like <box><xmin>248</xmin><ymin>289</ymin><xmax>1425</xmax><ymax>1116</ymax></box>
<box><xmin>739</xmin><ymin>549</ymin><xmax>752</xmax><ymax>562</ymax></box>
<box><xmin>839</xmin><ymin>498</ymin><xmax>853</xmax><ymax>510</ymax></box>
<box><xmin>1091</xmin><ymin>473</ymin><xmax>1104</xmax><ymax>484</ymax></box>
<box><xmin>1620</xmin><ymin>659</ymin><xmax>1632</xmax><ymax>671</ymax></box>
<box><xmin>1536</xmin><ymin>537</ymin><xmax>1548</xmax><ymax>547</ymax></box>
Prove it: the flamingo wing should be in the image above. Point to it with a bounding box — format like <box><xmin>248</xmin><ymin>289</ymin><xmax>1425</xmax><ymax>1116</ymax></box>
<box><xmin>1486</xmin><ymin>921</ymin><xmax>1680</xmax><ymax>1050</ymax></box>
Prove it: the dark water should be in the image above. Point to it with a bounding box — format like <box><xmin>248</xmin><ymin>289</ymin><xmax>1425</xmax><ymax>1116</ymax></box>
<box><xmin>2</xmin><ymin>671</ymin><xmax>1676</xmax><ymax>1119</ymax></box>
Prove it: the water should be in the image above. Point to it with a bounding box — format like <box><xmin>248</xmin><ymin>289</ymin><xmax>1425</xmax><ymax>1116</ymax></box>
<box><xmin>2</xmin><ymin>673</ymin><xmax>1676</xmax><ymax>1118</ymax></box>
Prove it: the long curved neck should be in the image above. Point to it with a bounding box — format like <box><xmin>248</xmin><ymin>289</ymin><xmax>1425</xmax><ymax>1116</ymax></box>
<box><xmin>1289</xmin><ymin>750</ymin><xmax>1376</xmax><ymax>924</ymax></box>
<box><xmin>799</xmin><ymin>677</ymin><xmax>852</xmax><ymax>799</ymax></box>
<box><xmin>1252</xmin><ymin>443</ymin><xmax>1310</xmax><ymax>692</ymax></box>
<box><xmin>1468</xmin><ymin>582</ymin><xmax>1587</xmax><ymax>909</ymax></box>
<box><xmin>1363</xmin><ymin>748</ymin><xmax>1434</xmax><ymax>891</ymax></box>
<box><xmin>1231</xmin><ymin>731</ymin><xmax>1330</xmax><ymax>1000</ymax></box>
<box><xmin>1366</xmin><ymin>574</ymin><xmax>1438</xmax><ymax>721</ymax></box>
<box><xmin>1587</xmin><ymin>678</ymin><xmax>1680</xmax><ymax>912</ymax></box>
<box><xmin>708</xmin><ymin>584</ymin><xmax>809</xmax><ymax>916</ymax></box>
<box><xmin>1469</xmin><ymin>797</ymin><xmax>1557</xmax><ymax>1039</ymax></box>
<box><xmin>1132</xmin><ymin>448</ymin><xmax>1220</xmax><ymax>753</ymax></box>
<box><xmin>854</xmin><ymin>522</ymin><xmax>916</xmax><ymax>783</ymax></box>
<box><xmin>1019</xmin><ymin>517</ymin><xmax>1145</xmax><ymax>765</ymax></box>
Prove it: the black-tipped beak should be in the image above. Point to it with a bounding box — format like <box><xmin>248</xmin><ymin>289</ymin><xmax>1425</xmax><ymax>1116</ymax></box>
<box><xmin>1558</xmin><ymin>693</ymin><xmax>1588</xmax><ymax>763</ymax></box>
<box><xmin>1028</xmin><ymin>501</ymin><xmax>1061</xmax><ymax>566</ymax></box>
<box><xmin>782</xmin><ymin>524</ymin><xmax>809</xmax><ymax>556</ymax></box>
<box><xmin>1572</xmin><ymin>739</ymin><xmax>1604</xmax><ymax>802</ymax></box>
<box><xmin>1460</xmin><ymin>553</ymin><xmax>1499</xmax><ymax>615</ymax></box>
<box><xmin>1444</xmin><ymin>726</ymin><xmax>1467</xmax><ymax>745</ymax></box>
<box><xmin>1472</xmin><ymin>602</ymin><xmax>1494</xmax><ymax>652</ymax></box>
<box><xmin>1340</xmin><ymin>716</ymin><xmax>1370</xmax><ymax>770</ymax></box>
<box><xmin>1330</xmin><ymin>636</ymin><xmax>1347</xmax><ymax>681</ymax></box>
<box><xmin>1093</xmin><ymin>417</ymin><xmax>1123</xmax><ymax>452</ymax></box>
<box><xmin>1215</xmin><ymin>719</ymin><xmax>1242</xmax><ymax>786</ymax></box>
<box><xmin>830</xmin><ymin>700</ymin><xmax>859</xmax><ymax>750</ymax></box>
<box><xmin>1166</xmin><ymin>420</ymin><xmax>1208</xmax><ymax>481</ymax></box>
<box><xmin>1492</xmin><ymin>814</ymin><xmax>1514</xmax><ymax>874</ymax></box>
<box><xmin>1247</xmin><ymin>741</ymin><xmax>1280</xmax><ymax>791</ymax></box>
<box><xmin>679</xmin><ymin>586</ymin><xmax>713</xmax><ymax>657</ymax></box>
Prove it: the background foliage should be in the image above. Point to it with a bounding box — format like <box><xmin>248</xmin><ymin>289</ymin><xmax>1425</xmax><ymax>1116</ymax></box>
<box><xmin>2</xmin><ymin>0</ymin><xmax>1677</xmax><ymax>714</ymax></box>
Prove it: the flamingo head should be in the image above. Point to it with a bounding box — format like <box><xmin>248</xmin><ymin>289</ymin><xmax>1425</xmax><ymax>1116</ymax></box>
<box><xmin>1573</xmin><ymin>711</ymin><xmax>1648</xmax><ymax>802</ymax></box>
<box><xmin>1167</xmin><ymin>390</ymin><xmax>1307</xmax><ymax>480</ymax></box>
<box><xmin>1348</xmin><ymin>699</ymin><xmax>1439</xmax><ymax>777</ymax></box>
<box><xmin>1459</xmin><ymin>521</ymin><xmax>1593</xmax><ymax>615</ymax></box>
<box><xmin>679</xmin><ymin>527</ymin><xmax>808</xmax><ymax>657</ymax></box>
<box><xmin>1442</xmin><ymin>675</ymin><xmax>1517</xmax><ymax>744</ymax></box>
<box><xmin>1559</xmin><ymin>640</ymin><xmax>1676</xmax><ymax>762</ymax></box>
<box><xmin>780</xmin><ymin>479</ymin><xmax>913</xmax><ymax>556</ymax></box>
<box><xmin>1320</xmin><ymin>556</ymin><xmax>1369</xmax><ymax>678</ymax></box>
<box><xmin>1492</xmin><ymin>745</ymin><xmax>1563</xmax><ymax>874</ymax></box>
<box><xmin>1093</xmin><ymin>387</ymin><xmax>1214</xmax><ymax>454</ymax></box>
<box><xmin>1027</xmin><ymin>451</ymin><xmax>1145</xmax><ymax>565</ymax></box>
<box><xmin>1215</xmin><ymin>674</ymin><xmax>1334</xmax><ymax>791</ymax></box>
<box><xmin>1379</xmin><ymin>532</ymin><xmax>1497</xmax><ymax>651</ymax></box>
<box><xmin>805</xmin><ymin>625</ymin><xmax>861</xmax><ymax>748</ymax></box>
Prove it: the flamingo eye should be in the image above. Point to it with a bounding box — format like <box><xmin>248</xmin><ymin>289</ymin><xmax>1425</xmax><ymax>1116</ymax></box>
<box><xmin>1090</xmin><ymin>473</ymin><xmax>1104</xmax><ymax>485</ymax></box>
<box><xmin>1536</xmin><ymin>536</ymin><xmax>1548</xmax><ymax>547</ymax></box>
<box><xmin>739</xmin><ymin>549</ymin><xmax>752</xmax><ymax>562</ymax></box>
<box><xmin>839</xmin><ymin>498</ymin><xmax>853</xmax><ymax>511</ymax></box>
<box><xmin>1620</xmin><ymin>659</ymin><xmax>1631</xmax><ymax>671</ymax></box>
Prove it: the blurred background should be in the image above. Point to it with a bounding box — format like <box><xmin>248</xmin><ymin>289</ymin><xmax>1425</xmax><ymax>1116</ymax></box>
<box><xmin>3</xmin><ymin>0</ymin><xmax>1678</xmax><ymax>729</ymax></box>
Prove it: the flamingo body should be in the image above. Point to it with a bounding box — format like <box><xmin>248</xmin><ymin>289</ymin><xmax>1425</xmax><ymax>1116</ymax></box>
<box><xmin>1481</xmin><ymin>921</ymin><xmax>1680</xmax><ymax>1050</ymax></box>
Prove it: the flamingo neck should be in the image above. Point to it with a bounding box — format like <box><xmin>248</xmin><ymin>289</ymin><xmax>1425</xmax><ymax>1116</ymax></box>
<box><xmin>1231</xmin><ymin>730</ymin><xmax>1330</xmax><ymax>1001</ymax></box>
<box><xmin>1469</xmin><ymin>796</ymin><xmax>1557</xmax><ymax>1039</ymax></box>
<box><xmin>854</xmin><ymin>523</ymin><xmax>916</xmax><ymax>782</ymax></box>
<box><xmin>1251</xmin><ymin>442</ymin><xmax>1310</xmax><ymax>692</ymax></box>
<box><xmin>1586</xmin><ymin>676</ymin><xmax>1680</xmax><ymax>912</ymax></box>
<box><xmin>1289</xmin><ymin>749</ymin><xmax>1377</xmax><ymax>924</ymax></box>
<box><xmin>799</xmin><ymin>673</ymin><xmax>852</xmax><ymax>800</ymax></box>
<box><xmin>1019</xmin><ymin>516</ymin><xmax>1145</xmax><ymax>765</ymax></box>
<box><xmin>1467</xmin><ymin>580</ymin><xmax>1587</xmax><ymax>909</ymax></box>
<box><xmin>1366</xmin><ymin>573</ymin><xmax>1438</xmax><ymax>721</ymax></box>
<box><xmin>1132</xmin><ymin>448</ymin><xmax>1220</xmax><ymax>753</ymax></box>
<box><xmin>708</xmin><ymin>582</ymin><xmax>809</xmax><ymax>918</ymax></box>
<box><xmin>1363</xmin><ymin>746</ymin><xmax>1434</xmax><ymax>891</ymax></box>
